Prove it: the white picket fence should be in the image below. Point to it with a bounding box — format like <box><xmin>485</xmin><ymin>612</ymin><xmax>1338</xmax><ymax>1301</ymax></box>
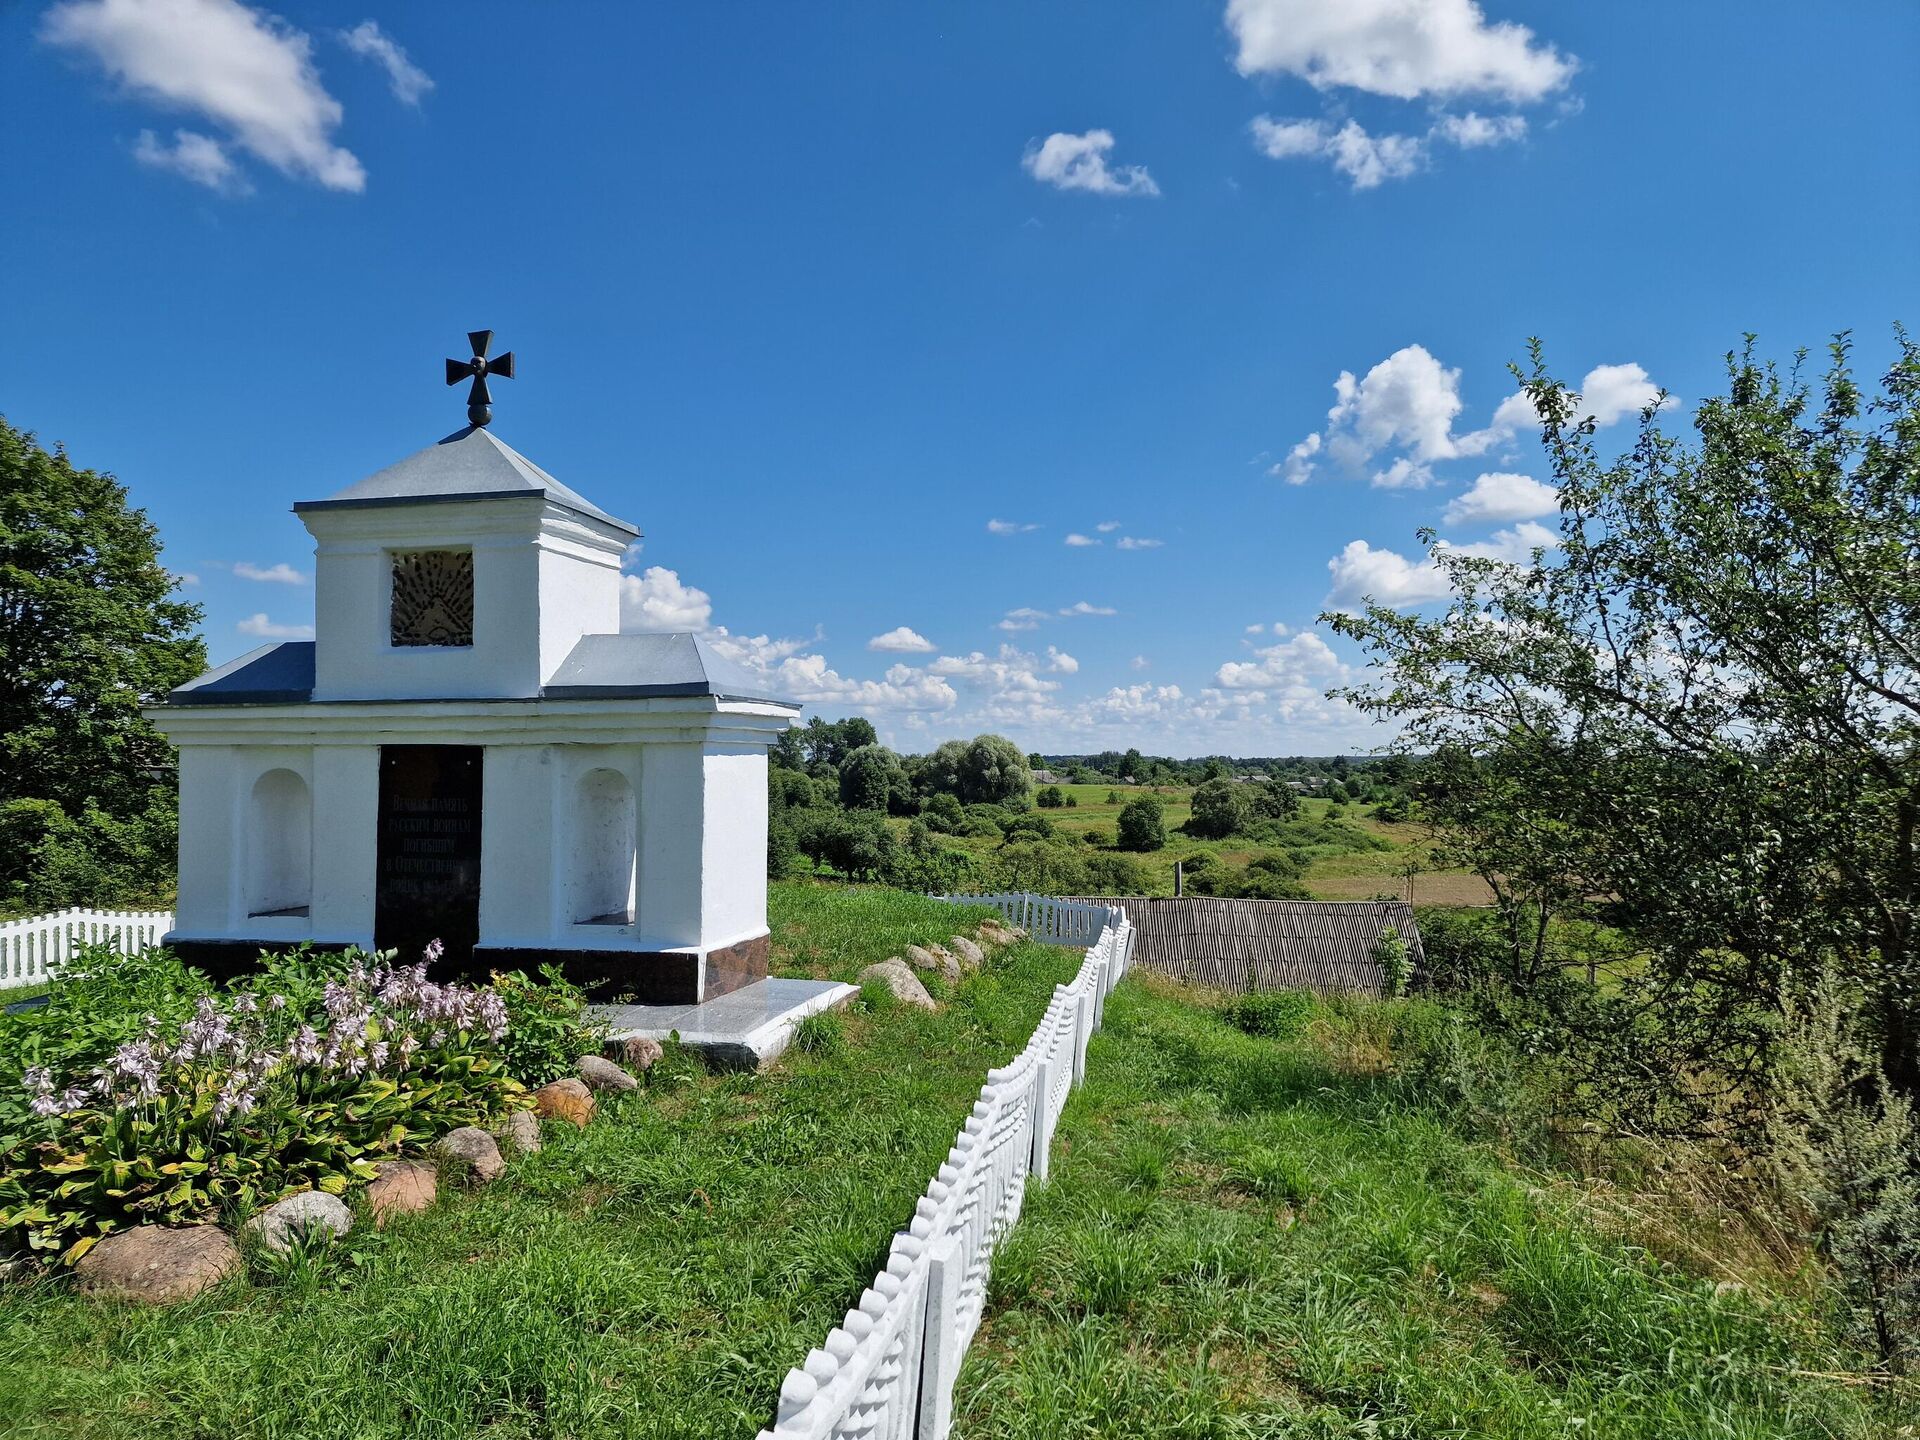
<box><xmin>0</xmin><ymin>907</ymin><xmax>174</xmax><ymax>991</ymax></box>
<box><xmin>760</xmin><ymin>893</ymin><xmax>1134</xmax><ymax>1440</ymax></box>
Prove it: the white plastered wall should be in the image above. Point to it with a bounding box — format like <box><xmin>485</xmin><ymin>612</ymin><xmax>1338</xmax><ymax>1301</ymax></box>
<box><xmin>303</xmin><ymin>499</ymin><xmax>627</xmax><ymax>702</ymax></box>
<box><xmin>699</xmin><ymin>746</ymin><xmax>770</xmax><ymax>952</ymax></box>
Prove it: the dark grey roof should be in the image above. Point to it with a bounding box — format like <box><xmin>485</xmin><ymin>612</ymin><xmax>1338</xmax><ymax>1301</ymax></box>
<box><xmin>169</xmin><ymin>642</ymin><xmax>316</xmax><ymax>705</ymax></box>
<box><xmin>293</xmin><ymin>426</ymin><xmax>638</xmax><ymax>536</ymax></box>
<box><xmin>164</xmin><ymin>634</ymin><xmax>799</xmax><ymax>709</ymax></box>
<box><xmin>545</xmin><ymin>633</ymin><xmax>800</xmax><ymax>707</ymax></box>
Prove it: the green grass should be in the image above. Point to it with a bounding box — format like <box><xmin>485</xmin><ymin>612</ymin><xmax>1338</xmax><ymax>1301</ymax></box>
<box><xmin>0</xmin><ymin>887</ymin><xmax>1069</xmax><ymax>1440</ymax></box>
<box><xmin>953</xmin><ymin>976</ymin><xmax>1904</xmax><ymax>1439</ymax></box>
<box><xmin>769</xmin><ymin>881</ymin><xmax>993</xmax><ymax>979</ymax></box>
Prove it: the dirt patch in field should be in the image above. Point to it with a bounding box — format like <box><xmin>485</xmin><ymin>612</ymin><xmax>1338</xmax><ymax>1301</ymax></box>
<box><xmin>1306</xmin><ymin>871</ymin><xmax>1495</xmax><ymax>905</ymax></box>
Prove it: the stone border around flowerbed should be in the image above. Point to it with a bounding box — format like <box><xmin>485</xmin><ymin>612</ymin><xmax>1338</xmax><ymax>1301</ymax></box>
<box><xmin>62</xmin><ymin>1050</ymin><xmax>647</xmax><ymax>1306</ymax></box>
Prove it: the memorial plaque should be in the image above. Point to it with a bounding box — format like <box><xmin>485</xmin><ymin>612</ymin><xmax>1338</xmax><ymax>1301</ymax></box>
<box><xmin>375</xmin><ymin>745</ymin><xmax>483</xmax><ymax>971</ymax></box>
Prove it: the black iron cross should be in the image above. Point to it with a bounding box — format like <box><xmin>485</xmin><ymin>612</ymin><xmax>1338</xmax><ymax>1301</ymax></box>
<box><xmin>445</xmin><ymin>330</ymin><xmax>515</xmax><ymax>428</ymax></box>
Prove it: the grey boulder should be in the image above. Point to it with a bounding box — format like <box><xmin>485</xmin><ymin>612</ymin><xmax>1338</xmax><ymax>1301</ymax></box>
<box><xmin>617</xmin><ymin>1034</ymin><xmax>665</xmax><ymax>1071</ymax></box>
<box><xmin>493</xmin><ymin>1108</ymin><xmax>542</xmax><ymax>1156</ymax></box>
<box><xmin>905</xmin><ymin>944</ymin><xmax>961</xmax><ymax>983</ymax></box>
<box><xmin>577</xmin><ymin>1054</ymin><xmax>640</xmax><ymax>1093</ymax></box>
<box><xmin>858</xmin><ymin>959</ymin><xmax>936</xmax><ymax>1010</ymax></box>
<box><xmin>435</xmin><ymin>1125</ymin><xmax>507</xmax><ymax>1184</ymax></box>
<box><xmin>242</xmin><ymin>1190</ymin><xmax>352</xmax><ymax>1257</ymax></box>
<box><xmin>948</xmin><ymin>935</ymin><xmax>986</xmax><ymax>970</ymax></box>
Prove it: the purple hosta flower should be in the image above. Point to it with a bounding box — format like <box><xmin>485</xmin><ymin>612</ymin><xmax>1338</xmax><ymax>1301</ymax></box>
<box><xmin>25</xmin><ymin>1065</ymin><xmax>97</xmax><ymax>1118</ymax></box>
<box><xmin>233</xmin><ymin>993</ymin><xmax>259</xmax><ymax>1015</ymax></box>
<box><xmin>368</xmin><ymin>1040</ymin><xmax>390</xmax><ymax>1071</ymax></box>
<box><xmin>475</xmin><ymin>991</ymin><xmax>509</xmax><ymax>1043</ymax></box>
<box><xmin>177</xmin><ymin>996</ymin><xmax>235</xmax><ymax>1061</ymax></box>
<box><xmin>266</xmin><ymin>992</ymin><xmax>288</xmax><ymax>1011</ymax></box>
<box><xmin>322</xmin><ymin>979</ymin><xmax>362</xmax><ymax>1023</ymax></box>
<box><xmin>104</xmin><ymin>1036</ymin><xmax>166</xmax><ymax>1102</ymax></box>
<box><xmin>395</xmin><ymin>1031</ymin><xmax>419</xmax><ymax>1068</ymax></box>
<box><xmin>424</xmin><ymin>937</ymin><xmax>445</xmax><ymax>966</ymax></box>
<box><xmin>287</xmin><ymin>1024</ymin><xmax>321</xmax><ymax>1066</ymax></box>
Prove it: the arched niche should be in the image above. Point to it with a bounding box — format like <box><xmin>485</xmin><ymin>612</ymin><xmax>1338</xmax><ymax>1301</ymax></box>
<box><xmin>247</xmin><ymin>768</ymin><xmax>312</xmax><ymax>918</ymax></box>
<box><xmin>572</xmin><ymin>767</ymin><xmax>637</xmax><ymax>925</ymax></box>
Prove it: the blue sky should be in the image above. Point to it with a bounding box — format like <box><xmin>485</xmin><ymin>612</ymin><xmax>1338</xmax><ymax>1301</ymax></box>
<box><xmin>4</xmin><ymin>1</ymin><xmax>1916</xmax><ymax>755</ymax></box>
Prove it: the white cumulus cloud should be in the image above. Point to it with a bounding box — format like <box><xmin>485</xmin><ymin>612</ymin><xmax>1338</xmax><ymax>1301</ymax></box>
<box><xmin>997</xmin><ymin>607</ymin><xmax>1048</xmax><ymax>632</ymax></box>
<box><xmin>338</xmin><ymin>19</ymin><xmax>432</xmax><ymax>105</ymax></box>
<box><xmin>1213</xmin><ymin>628</ymin><xmax>1353</xmax><ymax>697</ymax></box>
<box><xmin>1226</xmin><ymin>0</ymin><xmax>1576</xmax><ymax>104</ymax></box>
<box><xmin>238</xmin><ymin>612</ymin><xmax>313</xmax><ymax>639</ymax></box>
<box><xmin>1064</xmin><ymin>532</ymin><xmax>1101</xmax><ymax>547</ymax></box>
<box><xmin>233</xmin><ymin>560</ymin><xmax>306</xmax><ymax>584</ymax></box>
<box><xmin>1022</xmin><ymin>129</ymin><xmax>1160</xmax><ymax>197</ymax></box>
<box><xmin>868</xmin><ymin>626</ymin><xmax>935</xmax><ymax>654</ymax></box>
<box><xmin>1116</xmin><ymin>536</ymin><xmax>1163</xmax><ymax>550</ymax></box>
<box><xmin>1325</xmin><ymin>539</ymin><xmax>1455</xmax><ymax>610</ymax></box>
<box><xmin>43</xmin><ymin>0</ymin><xmax>367</xmax><ymax>192</ymax></box>
<box><xmin>1059</xmin><ymin>601</ymin><xmax>1117</xmax><ymax>617</ymax></box>
<box><xmin>619</xmin><ymin>566</ymin><xmax>713</xmax><ymax>632</ymax></box>
<box><xmin>1443</xmin><ymin>471</ymin><xmax>1558</xmax><ymax>525</ymax></box>
<box><xmin>987</xmin><ymin>518</ymin><xmax>1041</xmax><ymax>535</ymax></box>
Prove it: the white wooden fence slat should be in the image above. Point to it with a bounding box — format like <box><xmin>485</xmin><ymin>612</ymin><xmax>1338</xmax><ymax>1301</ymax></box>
<box><xmin>0</xmin><ymin>906</ymin><xmax>175</xmax><ymax>990</ymax></box>
<box><xmin>765</xmin><ymin>893</ymin><xmax>1129</xmax><ymax>1440</ymax></box>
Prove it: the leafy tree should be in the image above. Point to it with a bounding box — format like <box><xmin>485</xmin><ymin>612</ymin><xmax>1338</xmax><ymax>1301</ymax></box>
<box><xmin>1247</xmin><ymin>780</ymin><xmax>1301</xmax><ymax>822</ymax></box>
<box><xmin>1187</xmin><ymin>777</ymin><xmax>1249</xmax><ymax>839</ymax></box>
<box><xmin>1035</xmin><ymin>784</ymin><xmax>1065</xmax><ymax>809</ymax></box>
<box><xmin>772</xmin><ymin>727</ymin><xmax>807</xmax><ymax>772</ymax></box>
<box><xmin>1116</xmin><ymin>796</ymin><xmax>1166</xmax><ymax>852</ymax></box>
<box><xmin>838</xmin><ymin>744</ymin><xmax>911</xmax><ymax>813</ymax></box>
<box><xmin>0</xmin><ymin>418</ymin><xmax>204</xmax><ymax>906</ymax></box>
<box><xmin>960</xmin><ymin>734</ymin><xmax>1030</xmax><ymax>808</ymax></box>
<box><xmin>1329</xmin><ymin>334</ymin><xmax>1920</xmax><ymax>1105</ymax></box>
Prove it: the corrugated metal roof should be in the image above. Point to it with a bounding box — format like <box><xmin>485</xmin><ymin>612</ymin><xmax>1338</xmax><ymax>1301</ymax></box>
<box><xmin>1069</xmin><ymin>895</ymin><xmax>1423</xmax><ymax>996</ymax></box>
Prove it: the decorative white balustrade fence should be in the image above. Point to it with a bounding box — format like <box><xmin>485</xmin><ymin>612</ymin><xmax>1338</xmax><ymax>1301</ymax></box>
<box><xmin>760</xmin><ymin>893</ymin><xmax>1133</xmax><ymax>1440</ymax></box>
<box><xmin>0</xmin><ymin>908</ymin><xmax>174</xmax><ymax>990</ymax></box>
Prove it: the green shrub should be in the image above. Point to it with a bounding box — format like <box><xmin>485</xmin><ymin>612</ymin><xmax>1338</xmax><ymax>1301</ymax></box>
<box><xmin>1116</xmin><ymin>797</ymin><xmax>1166</xmax><ymax>852</ymax></box>
<box><xmin>1035</xmin><ymin>785</ymin><xmax>1065</xmax><ymax>809</ymax></box>
<box><xmin>488</xmin><ymin>967</ymin><xmax>605</xmax><ymax>1084</ymax></box>
<box><xmin>1186</xmin><ymin>778</ymin><xmax>1248</xmax><ymax>839</ymax></box>
<box><xmin>1224</xmin><ymin>989</ymin><xmax>1315</xmax><ymax>1041</ymax></box>
<box><xmin>1374</xmin><ymin>925</ymin><xmax>1413</xmax><ymax>998</ymax></box>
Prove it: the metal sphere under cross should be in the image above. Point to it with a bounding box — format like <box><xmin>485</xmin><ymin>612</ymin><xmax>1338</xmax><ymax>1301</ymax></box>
<box><xmin>445</xmin><ymin>330</ymin><xmax>515</xmax><ymax>428</ymax></box>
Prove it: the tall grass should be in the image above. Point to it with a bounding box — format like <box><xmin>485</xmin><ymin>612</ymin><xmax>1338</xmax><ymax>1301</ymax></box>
<box><xmin>955</xmin><ymin>976</ymin><xmax>1906</xmax><ymax>1438</ymax></box>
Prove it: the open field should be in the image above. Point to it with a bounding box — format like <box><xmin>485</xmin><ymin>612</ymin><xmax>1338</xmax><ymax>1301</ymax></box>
<box><xmin>924</xmin><ymin>784</ymin><xmax>1493</xmax><ymax>904</ymax></box>
<box><xmin>954</xmin><ymin>973</ymin><xmax>1905</xmax><ymax>1438</ymax></box>
<box><xmin>0</xmin><ymin>887</ymin><xmax>1071</xmax><ymax>1440</ymax></box>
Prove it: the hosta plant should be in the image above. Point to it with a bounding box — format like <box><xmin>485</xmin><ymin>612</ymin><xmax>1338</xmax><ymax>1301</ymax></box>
<box><xmin>1</xmin><ymin>948</ymin><xmax>524</xmax><ymax>1264</ymax></box>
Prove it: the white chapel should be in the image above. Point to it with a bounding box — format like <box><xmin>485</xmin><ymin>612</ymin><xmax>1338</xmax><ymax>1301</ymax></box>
<box><xmin>150</xmin><ymin>333</ymin><xmax>798</xmax><ymax>1005</ymax></box>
